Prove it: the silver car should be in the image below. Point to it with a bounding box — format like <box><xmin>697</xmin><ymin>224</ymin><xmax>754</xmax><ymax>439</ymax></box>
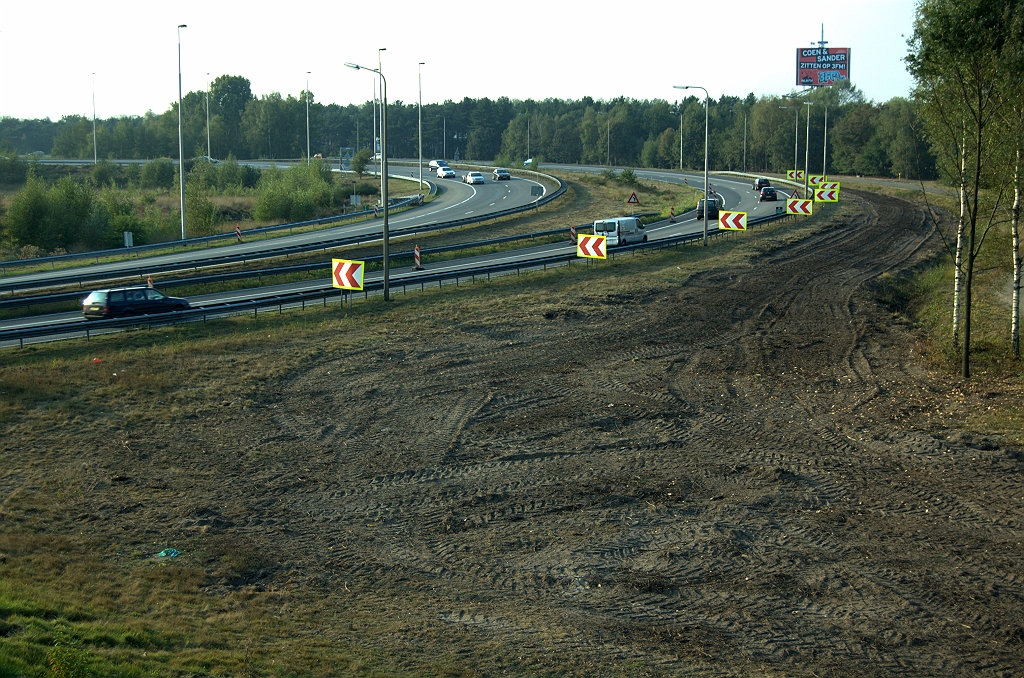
<box><xmin>463</xmin><ymin>171</ymin><xmax>485</xmax><ymax>185</ymax></box>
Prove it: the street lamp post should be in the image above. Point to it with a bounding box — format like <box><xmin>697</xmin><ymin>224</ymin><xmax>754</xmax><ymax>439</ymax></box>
<box><xmin>92</xmin><ymin>73</ymin><xmax>97</xmax><ymax>165</ymax></box>
<box><xmin>346</xmin><ymin>60</ymin><xmax>390</xmax><ymax>302</ymax></box>
<box><xmin>822</xmin><ymin>105</ymin><xmax>829</xmax><ymax>179</ymax></box>
<box><xmin>206</xmin><ymin>72</ymin><xmax>211</xmax><ymax>159</ymax></box>
<box><xmin>679</xmin><ymin>112</ymin><xmax>683</xmax><ymax>170</ymax></box>
<box><xmin>305</xmin><ymin>71</ymin><xmax>311</xmax><ymax>164</ymax></box>
<box><xmin>804</xmin><ymin>101</ymin><xmax>815</xmax><ymax>197</ymax></box>
<box><xmin>418</xmin><ymin>62</ymin><xmax>424</xmax><ymax>192</ymax></box>
<box><xmin>377</xmin><ymin>48</ymin><xmax>386</xmax><ymax>198</ymax></box>
<box><xmin>731</xmin><ymin>108</ymin><xmax>747</xmax><ymax>173</ymax></box>
<box><xmin>675</xmin><ymin>85</ymin><xmax>710</xmax><ymax>246</ymax></box>
<box><xmin>177</xmin><ymin>24</ymin><xmax>187</xmax><ymax>240</ymax></box>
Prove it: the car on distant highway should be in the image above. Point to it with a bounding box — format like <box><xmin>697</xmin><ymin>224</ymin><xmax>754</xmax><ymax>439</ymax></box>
<box><xmin>758</xmin><ymin>187</ymin><xmax>778</xmax><ymax>202</ymax></box>
<box><xmin>695</xmin><ymin>197</ymin><xmax>720</xmax><ymax>220</ymax></box>
<box><xmin>436</xmin><ymin>166</ymin><xmax>456</xmax><ymax>179</ymax></box>
<box><xmin>752</xmin><ymin>177</ymin><xmax>771</xmax><ymax>191</ymax></box>
<box><xmin>82</xmin><ymin>287</ymin><xmax>190</xmax><ymax>320</ymax></box>
<box><xmin>463</xmin><ymin>171</ymin><xmax>485</xmax><ymax>185</ymax></box>
<box><xmin>428</xmin><ymin>159</ymin><xmax>449</xmax><ymax>169</ymax></box>
<box><xmin>492</xmin><ymin>168</ymin><xmax>511</xmax><ymax>181</ymax></box>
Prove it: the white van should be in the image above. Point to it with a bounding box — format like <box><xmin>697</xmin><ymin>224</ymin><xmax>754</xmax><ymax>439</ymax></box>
<box><xmin>593</xmin><ymin>217</ymin><xmax>647</xmax><ymax>246</ymax></box>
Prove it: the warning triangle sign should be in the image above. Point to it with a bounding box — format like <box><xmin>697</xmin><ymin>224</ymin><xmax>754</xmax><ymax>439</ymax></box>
<box><xmin>627</xmin><ymin>192</ymin><xmax>639</xmax><ymax>204</ymax></box>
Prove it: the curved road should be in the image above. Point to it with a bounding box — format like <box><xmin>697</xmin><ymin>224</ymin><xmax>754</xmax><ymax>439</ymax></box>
<box><xmin>0</xmin><ymin>168</ymin><xmax>789</xmax><ymax>336</ymax></box>
<box><xmin>1</xmin><ymin>170</ymin><xmax>546</xmax><ymax>292</ymax></box>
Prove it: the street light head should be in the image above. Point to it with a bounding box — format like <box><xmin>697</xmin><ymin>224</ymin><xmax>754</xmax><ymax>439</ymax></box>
<box><xmin>419</xmin><ymin>61</ymin><xmax>425</xmax><ymax>65</ymax></box>
<box><xmin>673</xmin><ymin>85</ymin><xmax>690</xmax><ymax>90</ymax></box>
<box><xmin>344</xmin><ymin>63</ymin><xmax>361</xmax><ymax>70</ymax></box>
<box><xmin>178</xmin><ymin>24</ymin><xmax>186</xmax><ymax>28</ymax></box>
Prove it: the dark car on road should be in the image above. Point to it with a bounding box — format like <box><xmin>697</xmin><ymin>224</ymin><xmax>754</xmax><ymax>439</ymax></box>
<box><xmin>753</xmin><ymin>177</ymin><xmax>771</xmax><ymax>191</ymax></box>
<box><xmin>695</xmin><ymin>197</ymin><xmax>720</xmax><ymax>220</ymax></box>
<box><xmin>758</xmin><ymin>187</ymin><xmax>778</xmax><ymax>202</ymax></box>
<box><xmin>492</xmin><ymin>168</ymin><xmax>511</xmax><ymax>181</ymax></box>
<box><xmin>82</xmin><ymin>287</ymin><xmax>190</xmax><ymax>320</ymax></box>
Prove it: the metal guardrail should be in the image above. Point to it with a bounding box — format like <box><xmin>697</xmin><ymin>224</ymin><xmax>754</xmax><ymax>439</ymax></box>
<box><xmin>0</xmin><ymin>173</ymin><xmax>567</xmax><ymax>296</ymax></box>
<box><xmin>0</xmin><ymin>223</ymin><xmax>586</xmax><ymax>310</ymax></box>
<box><xmin>0</xmin><ymin>193</ymin><xmax>424</xmax><ymax>273</ymax></box>
<box><xmin>0</xmin><ymin>208</ymin><xmax>789</xmax><ymax>348</ymax></box>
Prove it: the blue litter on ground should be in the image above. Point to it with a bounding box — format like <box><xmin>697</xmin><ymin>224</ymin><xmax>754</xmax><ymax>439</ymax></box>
<box><xmin>156</xmin><ymin>548</ymin><xmax>180</xmax><ymax>558</ymax></box>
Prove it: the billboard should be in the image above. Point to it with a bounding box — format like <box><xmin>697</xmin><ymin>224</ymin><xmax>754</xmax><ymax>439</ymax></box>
<box><xmin>796</xmin><ymin>47</ymin><xmax>850</xmax><ymax>87</ymax></box>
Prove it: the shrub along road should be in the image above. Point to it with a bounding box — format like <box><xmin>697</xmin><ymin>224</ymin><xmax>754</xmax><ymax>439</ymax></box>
<box><xmin>1</xmin><ymin>189</ymin><xmax>1022</xmax><ymax>676</ymax></box>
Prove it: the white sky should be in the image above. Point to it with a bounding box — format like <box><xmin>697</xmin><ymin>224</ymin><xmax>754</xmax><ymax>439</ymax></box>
<box><xmin>0</xmin><ymin>0</ymin><xmax>917</xmax><ymax>121</ymax></box>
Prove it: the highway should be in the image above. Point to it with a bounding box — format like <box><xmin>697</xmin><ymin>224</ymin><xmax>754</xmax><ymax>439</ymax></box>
<box><xmin>0</xmin><ymin>167</ymin><xmax>789</xmax><ymax>340</ymax></box>
<box><xmin>0</xmin><ymin>169</ymin><xmax>547</xmax><ymax>293</ymax></box>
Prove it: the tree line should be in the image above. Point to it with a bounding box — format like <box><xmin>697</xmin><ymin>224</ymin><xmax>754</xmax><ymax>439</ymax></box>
<box><xmin>1</xmin><ymin>77</ymin><xmax>935</xmax><ymax>180</ymax></box>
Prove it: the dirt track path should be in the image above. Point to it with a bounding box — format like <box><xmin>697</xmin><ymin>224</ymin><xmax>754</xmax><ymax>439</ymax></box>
<box><xmin>42</xmin><ymin>190</ymin><xmax>1023</xmax><ymax>675</ymax></box>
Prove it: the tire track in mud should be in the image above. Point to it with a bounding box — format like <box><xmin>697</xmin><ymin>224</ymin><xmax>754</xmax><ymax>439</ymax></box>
<box><xmin>197</xmin><ymin>190</ymin><xmax>1023</xmax><ymax>675</ymax></box>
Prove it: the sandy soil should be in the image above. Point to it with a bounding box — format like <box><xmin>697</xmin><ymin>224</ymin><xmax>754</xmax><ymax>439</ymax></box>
<box><xmin>8</xmin><ymin>189</ymin><xmax>1024</xmax><ymax>676</ymax></box>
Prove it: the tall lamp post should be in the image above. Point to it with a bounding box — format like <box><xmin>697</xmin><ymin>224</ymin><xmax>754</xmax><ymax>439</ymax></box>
<box><xmin>305</xmin><ymin>71</ymin><xmax>311</xmax><ymax>164</ymax></box>
<box><xmin>205</xmin><ymin>72</ymin><xmax>211</xmax><ymax>159</ymax></box>
<box><xmin>780</xmin><ymin>103</ymin><xmax>799</xmax><ymax>180</ymax></box>
<box><xmin>177</xmin><ymin>24</ymin><xmax>187</xmax><ymax>240</ymax></box>
<box><xmin>92</xmin><ymin>73</ymin><xmax>97</xmax><ymax>165</ymax></box>
<box><xmin>731</xmin><ymin>108</ymin><xmax>747</xmax><ymax>173</ymax></box>
<box><xmin>822</xmin><ymin>105</ymin><xmax>829</xmax><ymax>179</ymax></box>
<box><xmin>803</xmin><ymin>101</ymin><xmax>815</xmax><ymax>197</ymax></box>
<box><xmin>418</xmin><ymin>62</ymin><xmax>424</xmax><ymax>191</ymax></box>
<box><xmin>675</xmin><ymin>85</ymin><xmax>710</xmax><ymax>246</ymax></box>
<box><xmin>346</xmin><ymin>60</ymin><xmax>390</xmax><ymax>302</ymax></box>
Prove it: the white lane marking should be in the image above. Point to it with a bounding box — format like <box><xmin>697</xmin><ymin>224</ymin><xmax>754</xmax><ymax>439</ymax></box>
<box><xmin>466</xmin><ymin>211</ymin><xmax>474</xmax><ymax>215</ymax></box>
<box><xmin>388</xmin><ymin>184</ymin><xmax>478</xmax><ymax>225</ymax></box>
<box><xmin>489</xmin><ymin>202</ymin><xmax>496</xmax><ymax>206</ymax></box>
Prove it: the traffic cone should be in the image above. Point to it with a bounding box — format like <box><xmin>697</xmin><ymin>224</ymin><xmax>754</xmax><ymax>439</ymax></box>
<box><xmin>413</xmin><ymin>244</ymin><xmax>424</xmax><ymax>270</ymax></box>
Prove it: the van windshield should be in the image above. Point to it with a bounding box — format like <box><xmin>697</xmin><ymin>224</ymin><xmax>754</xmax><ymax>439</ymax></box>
<box><xmin>594</xmin><ymin>221</ymin><xmax>615</xmax><ymax>233</ymax></box>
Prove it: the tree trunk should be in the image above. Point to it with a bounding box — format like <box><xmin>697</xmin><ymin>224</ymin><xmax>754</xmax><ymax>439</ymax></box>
<box><xmin>952</xmin><ymin>124</ymin><xmax>967</xmax><ymax>349</ymax></box>
<box><xmin>953</xmin><ymin>180</ymin><xmax>966</xmax><ymax>348</ymax></box>
<box><xmin>1013</xmin><ymin>145</ymin><xmax>1022</xmax><ymax>359</ymax></box>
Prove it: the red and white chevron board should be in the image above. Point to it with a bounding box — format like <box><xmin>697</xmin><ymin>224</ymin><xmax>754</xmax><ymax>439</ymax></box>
<box><xmin>331</xmin><ymin>258</ymin><xmax>364</xmax><ymax>290</ymax></box>
<box><xmin>576</xmin><ymin>234</ymin><xmax>607</xmax><ymax>259</ymax></box>
<box><xmin>719</xmin><ymin>211</ymin><xmax>747</xmax><ymax>230</ymax></box>
<box><xmin>819</xmin><ymin>181</ymin><xmax>840</xmax><ymax>191</ymax></box>
<box><xmin>786</xmin><ymin>199</ymin><xmax>813</xmax><ymax>215</ymax></box>
<box><xmin>787</xmin><ymin>169</ymin><xmax>805</xmax><ymax>180</ymax></box>
<box><xmin>814</xmin><ymin>189</ymin><xmax>839</xmax><ymax>203</ymax></box>
<box><xmin>808</xmin><ymin>174</ymin><xmax>825</xmax><ymax>187</ymax></box>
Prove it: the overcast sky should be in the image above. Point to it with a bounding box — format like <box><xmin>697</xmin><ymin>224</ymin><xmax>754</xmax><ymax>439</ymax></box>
<box><xmin>0</xmin><ymin>0</ymin><xmax>917</xmax><ymax>121</ymax></box>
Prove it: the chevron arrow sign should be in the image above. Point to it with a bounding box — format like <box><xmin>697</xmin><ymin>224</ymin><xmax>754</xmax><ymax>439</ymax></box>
<box><xmin>576</xmin><ymin>234</ymin><xmax>607</xmax><ymax>259</ymax></box>
<box><xmin>332</xmin><ymin>258</ymin><xmax>364</xmax><ymax>290</ymax></box>
<box><xmin>814</xmin><ymin>189</ymin><xmax>839</xmax><ymax>203</ymax></box>
<box><xmin>719</xmin><ymin>211</ymin><xmax>748</xmax><ymax>230</ymax></box>
<box><xmin>786</xmin><ymin>199</ymin><xmax>813</xmax><ymax>215</ymax></box>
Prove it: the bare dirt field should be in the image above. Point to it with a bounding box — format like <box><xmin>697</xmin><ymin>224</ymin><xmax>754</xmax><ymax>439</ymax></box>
<box><xmin>2</xmin><ymin>189</ymin><xmax>1023</xmax><ymax>676</ymax></box>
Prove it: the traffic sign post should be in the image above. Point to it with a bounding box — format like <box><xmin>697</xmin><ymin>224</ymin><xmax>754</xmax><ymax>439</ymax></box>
<box><xmin>719</xmin><ymin>211</ymin><xmax>747</xmax><ymax>231</ymax></box>
<box><xmin>786</xmin><ymin>198</ymin><xmax>813</xmax><ymax>215</ymax></box>
<box><xmin>576</xmin><ymin>234</ymin><xmax>607</xmax><ymax>259</ymax></box>
<box><xmin>332</xmin><ymin>258</ymin><xmax>365</xmax><ymax>290</ymax></box>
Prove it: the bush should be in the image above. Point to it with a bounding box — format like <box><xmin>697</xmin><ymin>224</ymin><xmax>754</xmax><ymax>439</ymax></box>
<box><xmin>253</xmin><ymin>160</ymin><xmax>332</xmax><ymax>222</ymax></box>
<box><xmin>140</xmin><ymin>158</ymin><xmax>175</xmax><ymax>190</ymax></box>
